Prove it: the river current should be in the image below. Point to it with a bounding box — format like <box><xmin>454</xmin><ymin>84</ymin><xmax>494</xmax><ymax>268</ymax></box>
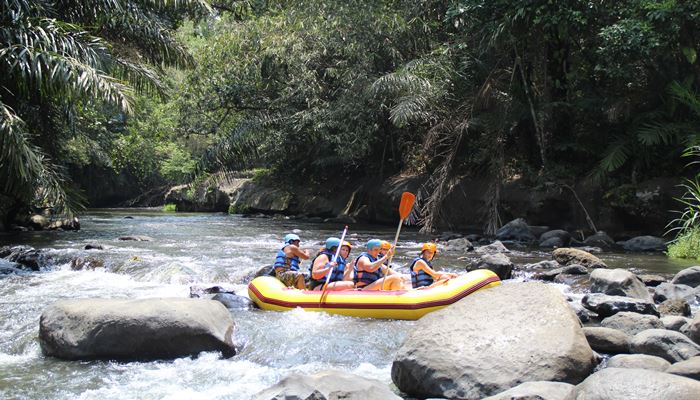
<box><xmin>0</xmin><ymin>209</ymin><xmax>696</xmax><ymax>399</ymax></box>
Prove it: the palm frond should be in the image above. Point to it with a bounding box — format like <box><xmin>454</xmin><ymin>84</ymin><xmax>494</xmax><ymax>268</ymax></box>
<box><xmin>0</xmin><ymin>102</ymin><xmax>43</xmax><ymax>195</ymax></box>
<box><xmin>669</xmin><ymin>80</ymin><xmax>700</xmax><ymax>117</ymax></box>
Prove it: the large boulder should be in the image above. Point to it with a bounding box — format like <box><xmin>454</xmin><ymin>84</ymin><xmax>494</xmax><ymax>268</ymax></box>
<box><xmin>658</xmin><ymin>299</ymin><xmax>692</xmax><ymax>317</ymax></box>
<box><xmin>445</xmin><ymin>238</ymin><xmax>474</xmax><ymax>252</ymax></box>
<box><xmin>539</xmin><ymin>230</ymin><xmax>572</xmax><ymax>247</ymax></box>
<box><xmin>483</xmin><ymin>381</ymin><xmax>577</xmax><ymax>400</ymax></box>
<box><xmin>537</xmin><ymin>265</ymin><xmax>588</xmax><ymax>281</ymax></box>
<box><xmin>39</xmin><ymin>298</ymin><xmax>236</xmax><ymax>361</ymax></box>
<box><xmin>666</xmin><ymin>356</ymin><xmax>700</xmax><ymax>381</ymax></box>
<box><xmin>575</xmin><ymin>367</ymin><xmax>700</xmax><ymax>399</ymax></box>
<box><xmin>475</xmin><ymin>240</ymin><xmax>510</xmax><ymax>254</ymax></box>
<box><xmin>590</xmin><ymin>269</ymin><xmax>651</xmax><ymax>301</ymax></box>
<box><xmin>553</xmin><ymin>248</ymin><xmax>607</xmax><ymax>269</ymax></box>
<box><xmin>495</xmin><ymin>218</ymin><xmax>536</xmax><ymax>243</ymax></box>
<box><xmin>582</xmin><ymin>294</ymin><xmax>658</xmax><ymax>318</ymax></box>
<box><xmin>637</xmin><ymin>274</ymin><xmax>667</xmax><ymax>287</ymax></box>
<box><xmin>472</xmin><ymin>253</ymin><xmax>513</xmax><ymax>280</ymax></box>
<box><xmin>661</xmin><ymin>316</ymin><xmax>691</xmax><ymax>332</ymax></box>
<box><xmin>622</xmin><ymin>236</ymin><xmax>667</xmax><ymax>252</ymax></box>
<box><xmin>653</xmin><ymin>283</ymin><xmax>697</xmax><ymax>303</ymax></box>
<box><xmin>630</xmin><ymin>329</ymin><xmax>700</xmax><ymax>363</ymax></box>
<box><xmin>254</xmin><ymin>371</ymin><xmax>400</xmax><ymax>400</ymax></box>
<box><xmin>582</xmin><ymin>231</ymin><xmax>615</xmax><ymax>249</ymax></box>
<box><xmin>688</xmin><ymin>314</ymin><xmax>700</xmax><ymax>345</ymax></box>
<box><xmin>391</xmin><ymin>282</ymin><xmax>595</xmax><ymax>400</ymax></box>
<box><xmin>583</xmin><ymin>327</ymin><xmax>630</xmax><ymax>354</ymax></box>
<box><xmin>671</xmin><ymin>266</ymin><xmax>700</xmax><ymax>288</ymax></box>
<box><xmin>606</xmin><ymin>354</ymin><xmax>671</xmax><ymax>371</ymax></box>
<box><xmin>601</xmin><ymin>312</ymin><xmax>664</xmax><ymax>336</ymax></box>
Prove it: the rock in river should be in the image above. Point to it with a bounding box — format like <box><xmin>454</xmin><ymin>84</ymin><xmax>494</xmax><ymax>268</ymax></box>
<box><xmin>581</xmin><ymin>293</ymin><xmax>658</xmax><ymax>318</ymax></box>
<box><xmin>575</xmin><ymin>367</ymin><xmax>700</xmax><ymax>400</ymax></box>
<box><xmin>630</xmin><ymin>329</ymin><xmax>700</xmax><ymax>363</ymax></box>
<box><xmin>391</xmin><ymin>282</ymin><xmax>595</xmax><ymax>400</ymax></box>
<box><xmin>39</xmin><ymin>298</ymin><xmax>236</xmax><ymax>361</ymax></box>
<box><xmin>671</xmin><ymin>266</ymin><xmax>700</xmax><ymax>288</ymax></box>
<box><xmin>553</xmin><ymin>248</ymin><xmax>607</xmax><ymax>269</ymax></box>
<box><xmin>254</xmin><ymin>370</ymin><xmax>400</xmax><ymax>400</ymax></box>
<box><xmin>606</xmin><ymin>354</ymin><xmax>671</xmax><ymax>371</ymax></box>
<box><xmin>483</xmin><ymin>381</ymin><xmax>577</xmax><ymax>400</ymax></box>
<box><xmin>589</xmin><ymin>268</ymin><xmax>651</xmax><ymax>301</ymax></box>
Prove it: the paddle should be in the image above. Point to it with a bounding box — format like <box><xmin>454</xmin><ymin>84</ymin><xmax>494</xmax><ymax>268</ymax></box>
<box><xmin>381</xmin><ymin>192</ymin><xmax>416</xmax><ymax>290</ymax></box>
<box><xmin>320</xmin><ymin>225</ymin><xmax>349</xmax><ymax>302</ymax></box>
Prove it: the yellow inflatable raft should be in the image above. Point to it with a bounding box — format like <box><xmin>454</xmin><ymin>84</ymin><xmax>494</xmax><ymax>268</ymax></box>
<box><xmin>247</xmin><ymin>269</ymin><xmax>501</xmax><ymax>320</ymax></box>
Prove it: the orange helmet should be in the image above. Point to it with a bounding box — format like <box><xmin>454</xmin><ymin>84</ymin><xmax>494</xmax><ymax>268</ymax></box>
<box><xmin>421</xmin><ymin>242</ymin><xmax>437</xmax><ymax>254</ymax></box>
<box><xmin>342</xmin><ymin>241</ymin><xmax>352</xmax><ymax>249</ymax></box>
<box><xmin>380</xmin><ymin>240</ymin><xmax>392</xmax><ymax>250</ymax></box>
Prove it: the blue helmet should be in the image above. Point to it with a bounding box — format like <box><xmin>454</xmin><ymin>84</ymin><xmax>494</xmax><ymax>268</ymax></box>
<box><xmin>284</xmin><ymin>233</ymin><xmax>301</xmax><ymax>244</ymax></box>
<box><xmin>325</xmin><ymin>237</ymin><xmax>341</xmax><ymax>250</ymax></box>
<box><xmin>367</xmin><ymin>239</ymin><xmax>382</xmax><ymax>250</ymax></box>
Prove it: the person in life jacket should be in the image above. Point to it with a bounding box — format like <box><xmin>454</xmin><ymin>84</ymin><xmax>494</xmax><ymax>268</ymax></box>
<box><xmin>378</xmin><ymin>239</ymin><xmax>411</xmax><ymax>288</ymax></box>
<box><xmin>354</xmin><ymin>239</ymin><xmax>404</xmax><ymax>290</ymax></box>
<box><xmin>410</xmin><ymin>242</ymin><xmax>457</xmax><ymax>289</ymax></box>
<box><xmin>309</xmin><ymin>237</ymin><xmax>355</xmax><ymax>291</ymax></box>
<box><xmin>273</xmin><ymin>233</ymin><xmax>310</xmax><ymax>289</ymax></box>
<box><xmin>340</xmin><ymin>241</ymin><xmax>355</xmax><ymax>281</ymax></box>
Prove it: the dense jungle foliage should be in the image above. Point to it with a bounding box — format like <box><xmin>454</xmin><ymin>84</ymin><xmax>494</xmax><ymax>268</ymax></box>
<box><xmin>2</xmin><ymin>0</ymin><xmax>700</xmax><ymax>240</ymax></box>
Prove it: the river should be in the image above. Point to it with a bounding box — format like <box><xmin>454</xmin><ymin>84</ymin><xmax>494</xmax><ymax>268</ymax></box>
<box><xmin>0</xmin><ymin>209</ymin><xmax>696</xmax><ymax>399</ymax></box>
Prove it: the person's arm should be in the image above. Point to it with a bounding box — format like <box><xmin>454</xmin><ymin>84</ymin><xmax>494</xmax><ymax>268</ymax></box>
<box><xmin>413</xmin><ymin>259</ymin><xmax>445</xmax><ymax>280</ymax></box>
<box><xmin>357</xmin><ymin>251</ymin><xmax>392</xmax><ymax>273</ymax></box>
<box><xmin>285</xmin><ymin>244</ymin><xmax>310</xmax><ymax>259</ymax></box>
<box><xmin>343</xmin><ymin>260</ymin><xmax>355</xmax><ymax>281</ymax></box>
<box><xmin>311</xmin><ymin>254</ymin><xmax>336</xmax><ymax>280</ymax></box>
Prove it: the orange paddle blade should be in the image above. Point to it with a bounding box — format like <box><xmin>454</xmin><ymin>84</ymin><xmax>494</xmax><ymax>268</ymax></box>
<box><xmin>398</xmin><ymin>192</ymin><xmax>416</xmax><ymax>220</ymax></box>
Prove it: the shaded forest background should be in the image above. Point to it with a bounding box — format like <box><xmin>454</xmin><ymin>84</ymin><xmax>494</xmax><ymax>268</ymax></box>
<box><xmin>2</xmin><ymin>0</ymin><xmax>700</xmax><ymax>235</ymax></box>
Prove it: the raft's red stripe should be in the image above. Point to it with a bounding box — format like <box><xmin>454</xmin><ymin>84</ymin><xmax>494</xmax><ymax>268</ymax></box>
<box><xmin>248</xmin><ymin>276</ymin><xmax>500</xmax><ymax>310</ymax></box>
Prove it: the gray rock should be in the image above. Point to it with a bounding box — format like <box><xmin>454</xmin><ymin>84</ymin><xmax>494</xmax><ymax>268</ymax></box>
<box><xmin>84</xmin><ymin>244</ymin><xmax>105</xmax><ymax>250</ymax></box>
<box><xmin>523</xmin><ymin>260</ymin><xmax>561</xmax><ymax>270</ymax></box>
<box><xmin>540</xmin><ymin>230</ymin><xmax>572</xmax><ymax>246</ymax></box>
<box><xmin>653</xmin><ymin>282</ymin><xmax>697</xmax><ymax>303</ymax></box>
<box><xmin>118</xmin><ymin>235</ymin><xmax>153</xmax><ymax>241</ymax></box>
<box><xmin>553</xmin><ymin>248</ymin><xmax>607</xmax><ymax>269</ymax></box>
<box><xmin>666</xmin><ymin>356</ymin><xmax>700</xmax><ymax>380</ymax></box>
<box><xmin>622</xmin><ymin>236</ymin><xmax>667</xmax><ymax>252</ymax></box>
<box><xmin>540</xmin><ymin>237</ymin><xmax>566</xmax><ymax>248</ymax></box>
<box><xmin>391</xmin><ymin>282</ymin><xmax>595</xmax><ymax>399</ymax></box>
<box><xmin>582</xmin><ymin>231</ymin><xmax>615</xmax><ymax>249</ymax></box>
<box><xmin>568</xmin><ymin>300</ymin><xmax>597</xmax><ymax>323</ymax></box>
<box><xmin>688</xmin><ymin>315</ymin><xmax>700</xmax><ymax>345</ymax></box>
<box><xmin>658</xmin><ymin>299</ymin><xmax>692</xmax><ymax>317</ymax></box>
<box><xmin>254</xmin><ymin>371</ymin><xmax>401</xmax><ymax>400</ymax></box>
<box><xmin>582</xmin><ymin>294</ymin><xmax>659</xmax><ymax>318</ymax></box>
<box><xmin>601</xmin><ymin>312</ymin><xmax>664</xmax><ymax>336</ymax></box>
<box><xmin>661</xmin><ymin>316</ymin><xmax>691</xmax><ymax>332</ymax></box>
<box><xmin>473</xmin><ymin>253</ymin><xmax>513</xmax><ymax>280</ymax></box>
<box><xmin>637</xmin><ymin>274</ymin><xmax>667</xmax><ymax>287</ymax></box>
<box><xmin>495</xmin><ymin>218</ymin><xmax>536</xmax><ymax>243</ymax></box>
<box><xmin>606</xmin><ymin>354</ymin><xmax>671</xmax><ymax>371</ymax></box>
<box><xmin>671</xmin><ymin>266</ymin><xmax>700</xmax><ymax>288</ymax></box>
<box><xmin>39</xmin><ymin>298</ymin><xmax>236</xmax><ymax>361</ymax></box>
<box><xmin>575</xmin><ymin>367</ymin><xmax>700</xmax><ymax>399</ymax></box>
<box><xmin>583</xmin><ymin>327</ymin><xmax>630</xmax><ymax>354</ymax></box>
<box><xmin>445</xmin><ymin>237</ymin><xmax>474</xmax><ymax>252</ymax></box>
<box><xmin>554</xmin><ymin>274</ymin><xmax>588</xmax><ymax>286</ymax></box>
<box><xmin>630</xmin><ymin>329</ymin><xmax>700</xmax><ymax>363</ymax></box>
<box><xmin>211</xmin><ymin>293</ymin><xmax>255</xmax><ymax>310</ymax></box>
<box><xmin>483</xmin><ymin>381</ymin><xmax>576</xmax><ymax>400</ymax></box>
<box><xmin>590</xmin><ymin>269</ymin><xmax>651</xmax><ymax>301</ymax></box>
<box><xmin>475</xmin><ymin>240</ymin><xmax>510</xmax><ymax>254</ymax></box>
<box><xmin>538</xmin><ymin>265</ymin><xmax>588</xmax><ymax>281</ymax></box>
<box><xmin>29</xmin><ymin>214</ymin><xmax>49</xmax><ymax>230</ymax></box>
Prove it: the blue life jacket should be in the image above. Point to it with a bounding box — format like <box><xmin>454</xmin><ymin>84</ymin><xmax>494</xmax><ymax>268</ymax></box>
<box><xmin>273</xmin><ymin>245</ymin><xmax>300</xmax><ymax>272</ymax></box>
<box><xmin>309</xmin><ymin>250</ymin><xmax>346</xmax><ymax>288</ymax></box>
<box><xmin>354</xmin><ymin>252</ymin><xmax>381</xmax><ymax>287</ymax></box>
<box><xmin>410</xmin><ymin>256</ymin><xmax>434</xmax><ymax>288</ymax></box>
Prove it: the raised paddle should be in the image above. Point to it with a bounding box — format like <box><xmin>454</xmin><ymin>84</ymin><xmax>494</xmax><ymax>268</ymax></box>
<box><xmin>381</xmin><ymin>192</ymin><xmax>416</xmax><ymax>290</ymax></box>
<box><xmin>320</xmin><ymin>225</ymin><xmax>349</xmax><ymax>302</ymax></box>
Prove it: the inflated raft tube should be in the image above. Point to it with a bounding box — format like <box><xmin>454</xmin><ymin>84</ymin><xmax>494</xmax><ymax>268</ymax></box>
<box><xmin>248</xmin><ymin>269</ymin><xmax>501</xmax><ymax>320</ymax></box>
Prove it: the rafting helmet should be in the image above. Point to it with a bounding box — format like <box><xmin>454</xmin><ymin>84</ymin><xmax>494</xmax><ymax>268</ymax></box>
<box><xmin>342</xmin><ymin>240</ymin><xmax>352</xmax><ymax>249</ymax></box>
<box><xmin>325</xmin><ymin>237</ymin><xmax>341</xmax><ymax>250</ymax></box>
<box><xmin>380</xmin><ymin>240</ymin><xmax>392</xmax><ymax>250</ymax></box>
<box><xmin>421</xmin><ymin>242</ymin><xmax>437</xmax><ymax>254</ymax></box>
<box><xmin>367</xmin><ymin>239</ymin><xmax>382</xmax><ymax>250</ymax></box>
<box><xmin>284</xmin><ymin>233</ymin><xmax>301</xmax><ymax>244</ymax></box>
